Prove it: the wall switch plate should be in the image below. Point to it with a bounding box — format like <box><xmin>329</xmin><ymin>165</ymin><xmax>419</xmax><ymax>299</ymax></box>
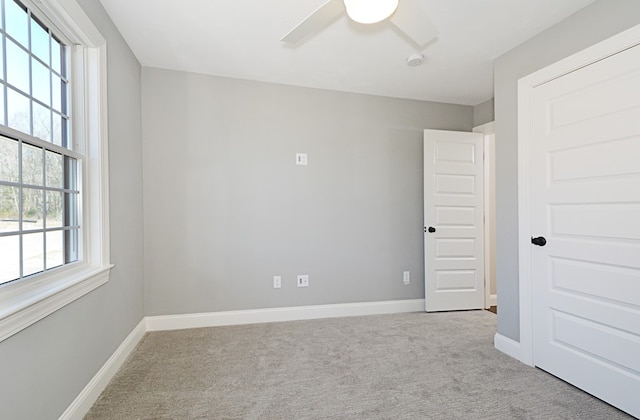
<box><xmin>296</xmin><ymin>153</ymin><xmax>308</xmax><ymax>166</ymax></box>
<box><xmin>403</xmin><ymin>271</ymin><xmax>411</xmax><ymax>285</ymax></box>
<box><xmin>297</xmin><ymin>274</ymin><xmax>309</xmax><ymax>287</ymax></box>
<box><xmin>273</xmin><ymin>276</ymin><xmax>281</xmax><ymax>289</ymax></box>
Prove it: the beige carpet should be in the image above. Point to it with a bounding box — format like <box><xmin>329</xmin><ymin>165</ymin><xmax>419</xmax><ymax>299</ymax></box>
<box><xmin>86</xmin><ymin>311</ymin><xmax>632</xmax><ymax>419</ymax></box>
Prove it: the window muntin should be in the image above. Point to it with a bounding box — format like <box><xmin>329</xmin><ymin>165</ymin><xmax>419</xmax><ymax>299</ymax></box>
<box><xmin>0</xmin><ymin>0</ymin><xmax>78</xmax><ymax>286</ymax></box>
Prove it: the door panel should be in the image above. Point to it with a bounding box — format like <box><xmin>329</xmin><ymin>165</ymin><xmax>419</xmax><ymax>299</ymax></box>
<box><xmin>530</xmin><ymin>43</ymin><xmax>640</xmax><ymax>417</ymax></box>
<box><xmin>435</xmin><ymin>174</ymin><xmax>476</xmax><ymax>195</ymax></box>
<box><xmin>435</xmin><ymin>206</ymin><xmax>476</xmax><ymax>226</ymax></box>
<box><xmin>435</xmin><ymin>270</ymin><xmax>476</xmax><ymax>290</ymax></box>
<box><xmin>424</xmin><ymin>129</ymin><xmax>484</xmax><ymax>312</ymax></box>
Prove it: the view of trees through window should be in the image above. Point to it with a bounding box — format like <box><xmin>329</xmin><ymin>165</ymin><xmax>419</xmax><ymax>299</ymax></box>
<box><xmin>0</xmin><ymin>0</ymin><xmax>78</xmax><ymax>285</ymax></box>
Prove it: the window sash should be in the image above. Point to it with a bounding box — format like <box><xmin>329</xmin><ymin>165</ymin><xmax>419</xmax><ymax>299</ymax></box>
<box><xmin>0</xmin><ymin>133</ymin><xmax>81</xmax><ymax>285</ymax></box>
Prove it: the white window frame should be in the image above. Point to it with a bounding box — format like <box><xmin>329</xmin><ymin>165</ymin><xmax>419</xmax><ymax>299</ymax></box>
<box><xmin>0</xmin><ymin>0</ymin><xmax>111</xmax><ymax>342</ymax></box>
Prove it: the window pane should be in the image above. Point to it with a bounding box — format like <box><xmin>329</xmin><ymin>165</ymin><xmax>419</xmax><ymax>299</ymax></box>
<box><xmin>5</xmin><ymin>0</ymin><xmax>28</xmax><ymax>48</ymax></box>
<box><xmin>52</xmin><ymin>113</ymin><xmax>63</xmax><ymax>146</ymax></box>
<box><xmin>0</xmin><ymin>235</ymin><xmax>20</xmax><ymax>284</ymax></box>
<box><xmin>22</xmin><ymin>143</ymin><xmax>43</xmax><ymax>185</ymax></box>
<box><xmin>6</xmin><ymin>39</ymin><xmax>29</xmax><ymax>93</ymax></box>
<box><xmin>51</xmin><ymin>79</ymin><xmax>68</xmax><ymax>118</ymax></box>
<box><xmin>45</xmin><ymin>150</ymin><xmax>63</xmax><ymax>188</ymax></box>
<box><xmin>22</xmin><ymin>231</ymin><xmax>44</xmax><ymax>277</ymax></box>
<box><xmin>0</xmin><ymin>185</ymin><xmax>20</xmax><ymax>233</ymax></box>
<box><xmin>7</xmin><ymin>88</ymin><xmax>30</xmax><ymax>134</ymax></box>
<box><xmin>51</xmin><ymin>39</ymin><xmax>63</xmax><ymax>75</ymax></box>
<box><xmin>32</xmin><ymin>58</ymin><xmax>51</xmax><ymax>106</ymax></box>
<box><xmin>51</xmin><ymin>75</ymin><xmax>62</xmax><ymax>111</ymax></box>
<box><xmin>45</xmin><ymin>190</ymin><xmax>62</xmax><ymax>228</ymax></box>
<box><xmin>0</xmin><ymin>136</ymin><xmax>19</xmax><ymax>182</ymax></box>
<box><xmin>0</xmin><ymin>82</ymin><xmax>4</xmax><ymax>126</ymax></box>
<box><xmin>31</xmin><ymin>17</ymin><xmax>50</xmax><ymax>65</ymax></box>
<box><xmin>32</xmin><ymin>101</ymin><xmax>52</xmax><ymax>141</ymax></box>
<box><xmin>0</xmin><ymin>40</ymin><xmax>4</xmax><ymax>81</ymax></box>
<box><xmin>45</xmin><ymin>230</ymin><xmax>63</xmax><ymax>269</ymax></box>
<box><xmin>22</xmin><ymin>187</ymin><xmax>43</xmax><ymax>230</ymax></box>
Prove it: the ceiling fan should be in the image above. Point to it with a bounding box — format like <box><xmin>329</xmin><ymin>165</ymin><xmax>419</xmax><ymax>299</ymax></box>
<box><xmin>281</xmin><ymin>0</ymin><xmax>438</xmax><ymax>47</ymax></box>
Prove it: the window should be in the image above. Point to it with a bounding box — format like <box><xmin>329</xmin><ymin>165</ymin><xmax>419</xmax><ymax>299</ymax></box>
<box><xmin>0</xmin><ymin>0</ymin><xmax>79</xmax><ymax>284</ymax></box>
<box><xmin>0</xmin><ymin>0</ymin><xmax>111</xmax><ymax>342</ymax></box>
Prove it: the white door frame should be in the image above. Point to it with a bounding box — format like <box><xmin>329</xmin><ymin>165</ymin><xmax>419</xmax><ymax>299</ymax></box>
<box><xmin>473</xmin><ymin>121</ymin><xmax>495</xmax><ymax>309</ymax></box>
<box><xmin>517</xmin><ymin>24</ymin><xmax>640</xmax><ymax>366</ymax></box>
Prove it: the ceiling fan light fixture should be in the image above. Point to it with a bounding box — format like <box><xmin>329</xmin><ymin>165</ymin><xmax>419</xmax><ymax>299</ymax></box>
<box><xmin>343</xmin><ymin>0</ymin><xmax>399</xmax><ymax>24</ymax></box>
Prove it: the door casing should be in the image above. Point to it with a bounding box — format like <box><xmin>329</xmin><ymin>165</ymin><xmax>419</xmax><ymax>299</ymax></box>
<box><xmin>473</xmin><ymin>122</ymin><xmax>496</xmax><ymax>309</ymax></box>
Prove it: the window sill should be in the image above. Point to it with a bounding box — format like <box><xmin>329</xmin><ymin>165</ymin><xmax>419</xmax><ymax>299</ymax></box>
<box><xmin>0</xmin><ymin>263</ymin><xmax>113</xmax><ymax>342</ymax></box>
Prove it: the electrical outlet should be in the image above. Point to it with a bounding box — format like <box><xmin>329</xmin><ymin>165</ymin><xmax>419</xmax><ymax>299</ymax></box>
<box><xmin>403</xmin><ymin>271</ymin><xmax>411</xmax><ymax>285</ymax></box>
<box><xmin>296</xmin><ymin>153</ymin><xmax>308</xmax><ymax>166</ymax></box>
<box><xmin>297</xmin><ymin>274</ymin><xmax>309</xmax><ymax>287</ymax></box>
<box><xmin>273</xmin><ymin>275</ymin><xmax>281</xmax><ymax>289</ymax></box>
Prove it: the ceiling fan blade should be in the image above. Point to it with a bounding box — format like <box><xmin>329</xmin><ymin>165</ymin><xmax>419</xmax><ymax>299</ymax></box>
<box><xmin>281</xmin><ymin>0</ymin><xmax>345</xmax><ymax>44</ymax></box>
<box><xmin>389</xmin><ymin>0</ymin><xmax>438</xmax><ymax>47</ymax></box>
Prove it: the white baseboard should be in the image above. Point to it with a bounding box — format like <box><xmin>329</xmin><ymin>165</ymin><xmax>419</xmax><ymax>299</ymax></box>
<box><xmin>488</xmin><ymin>294</ymin><xmax>497</xmax><ymax>307</ymax></box>
<box><xmin>494</xmin><ymin>332</ymin><xmax>522</xmax><ymax>361</ymax></box>
<box><xmin>146</xmin><ymin>299</ymin><xmax>425</xmax><ymax>332</ymax></box>
<box><xmin>59</xmin><ymin>318</ymin><xmax>147</xmax><ymax>420</ymax></box>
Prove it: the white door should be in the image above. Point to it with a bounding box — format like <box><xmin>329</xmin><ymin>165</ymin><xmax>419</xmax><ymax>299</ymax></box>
<box><xmin>424</xmin><ymin>130</ymin><xmax>484</xmax><ymax>312</ymax></box>
<box><xmin>530</xmin><ymin>43</ymin><xmax>640</xmax><ymax>417</ymax></box>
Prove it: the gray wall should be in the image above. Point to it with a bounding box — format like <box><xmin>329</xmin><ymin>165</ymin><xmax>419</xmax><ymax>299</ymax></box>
<box><xmin>473</xmin><ymin>98</ymin><xmax>494</xmax><ymax>127</ymax></box>
<box><xmin>494</xmin><ymin>0</ymin><xmax>640</xmax><ymax>341</ymax></box>
<box><xmin>142</xmin><ymin>68</ymin><xmax>472</xmax><ymax>315</ymax></box>
<box><xmin>0</xmin><ymin>0</ymin><xmax>144</xmax><ymax>418</ymax></box>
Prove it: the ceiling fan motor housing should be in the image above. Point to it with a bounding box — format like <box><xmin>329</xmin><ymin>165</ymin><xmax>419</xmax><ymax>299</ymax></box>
<box><xmin>407</xmin><ymin>53</ymin><xmax>425</xmax><ymax>67</ymax></box>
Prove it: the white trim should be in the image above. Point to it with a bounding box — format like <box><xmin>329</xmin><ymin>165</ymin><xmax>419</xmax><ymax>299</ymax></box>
<box><xmin>494</xmin><ymin>333</ymin><xmax>524</xmax><ymax>363</ymax></box>
<box><xmin>83</xmin><ymin>43</ymin><xmax>111</xmax><ymax>267</ymax></box>
<box><xmin>517</xmin><ymin>77</ymin><xmax>534</xmax><ymax>365</ymax></box>
<box><xmin>517</xmin><ymin>24</ymin><xmax>640</xmax><ymax>367</ymax></box>
<box><xmin>32</xmin><ymin>0</ymin><xmax>106</xmax><ymax>46</ymax></box>
<box><xmin>59</xmin><ymin>319</ymin><xmax>147</xmax><ymax>420</ymax></box>
<box><xmin>473</xmin><ymin>122</ymin><xmax>496</xmax><ymax>310</ymax></box>
<box><xmin>472</xmin><ymin>121</ymin><xmax>495</xmax><ymax>135</ymax></box>
<box><xmin>146</xmin><ymin>299</ymin><xmax>425</xmax><ymax>332</ymax></box>
<box><xmin>0</xmin><ymin>265</ymin><xmax>112</xmax><ymax>342</ymax></box>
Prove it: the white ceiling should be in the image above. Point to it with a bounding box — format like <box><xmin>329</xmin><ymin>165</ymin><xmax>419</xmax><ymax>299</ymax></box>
<box><xmin>98</xmin><ymin>0</ymin><xmax>596</xmax><ymax>106</ymax></box>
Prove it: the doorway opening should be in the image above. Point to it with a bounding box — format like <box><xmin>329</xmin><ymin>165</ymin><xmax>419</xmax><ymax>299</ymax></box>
<box><xmin>473</xmin><ymin>121</ymin><xmax>496</xmax><ymax>313</ymax></box>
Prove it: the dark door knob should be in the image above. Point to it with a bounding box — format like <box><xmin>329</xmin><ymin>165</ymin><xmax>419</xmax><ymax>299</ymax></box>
<box><xmin>427</xmin><ymin>226</ymin><xmax>436</xmax><ymax>233</ymax></box>
<box><xmin>531</xmin><ymin>236</ymin><xmax>547</xmax><ymax>246</ymax></box>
